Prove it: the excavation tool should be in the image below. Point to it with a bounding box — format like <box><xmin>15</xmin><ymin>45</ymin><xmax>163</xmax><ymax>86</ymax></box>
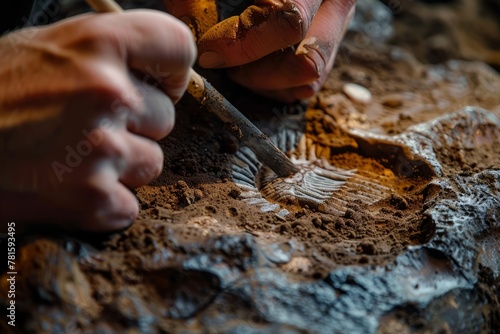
<box><xmin>85</xmin><ymin>0</ymin><xmax>299</xmax><ymax>177</ymax></box>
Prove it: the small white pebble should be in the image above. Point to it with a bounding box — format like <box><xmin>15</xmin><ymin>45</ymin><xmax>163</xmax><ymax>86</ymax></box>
<box><xmin>282</xmin><ymin>257</ymin><xmax>312</xmax><ymax>274</ymax></box>
<box><xmin>342</xmin><ymin>83</ymin><xmax>372</xmax><ymax>104</ymax></box>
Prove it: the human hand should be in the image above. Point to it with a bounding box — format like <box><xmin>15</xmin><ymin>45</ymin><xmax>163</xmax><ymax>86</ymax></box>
<box><xmin>163</xmin><ymin>0</ymin><xmax>355</xmax><ymax>102</ymax></box>
<box><xmin>0</xmin><ymin>10</ymin><xmax>196</xmax><ymax>231</ymax></box>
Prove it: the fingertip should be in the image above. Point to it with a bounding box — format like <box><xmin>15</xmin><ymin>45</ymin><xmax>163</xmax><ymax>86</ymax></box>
<box><xmin>120</xmin><ymin>135</ymin><xmax>164</xmax><ymax>188</ymax></box>
<box><xmin>296</xmin><ymin>37</ymin><xmax>326</xmax><ymax>80</ymax></box>
<box><xmin>162</xmin><ymin>71</ymin><xmax>192</xmax><ymax>105</ymax></box>
<box><xmin>118</xmin><ymin>187</ymin><xmax>140</xmax><ymax>226</ymax></box>
<box><xmin>254</xmin><ymin>81</ymin><xmax>320</xmax><ymax>103</ymax></box>
<box><xmin>110</xmin><ymin>207</ymin><xmax>138</xmax><ymax>231</ymax></box>
<box><xmin>176</xmin><ymin>15</ymin><xmax>198</xmax><ymax>67</ymax></box>
<box><xmin>198</xmin><ymin>51</ymin><xmax>226</xmax><ymax>68</ymax></box>
<box><xmin>86</xmin><ymin>186</ymin><xmax>139</xmax><ymax>232</ymax></box>
<box><xmin>291</xmin><ymin>82</ymin><xmax>321</xmax><ymax>100</ymax></box>
<box><xmin>112</xmin><ymin>180</ymin><xmax>140</xmax><ymax>223</ymax></box>
<box><xmin>197</xmin><ymin>3</ymin><xmax>308</xmax><ymax>68</ymax></box>
<box><xmin>70</xmin><ymin>170</ymin><xmax>139</xmax><ymax>232</ymax></box>
<box><xmin>197</xmin><ymin>16</ymin><xmax>238</xmax><ymax>66</ymax></box>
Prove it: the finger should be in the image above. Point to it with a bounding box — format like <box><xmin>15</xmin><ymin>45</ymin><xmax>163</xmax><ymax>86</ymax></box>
<box><xmin>294</xmin><ymin>0</ymin><xmax>355</xmax><ymax>85</ymax></box>
<box><xmin>6</xmin><ymin>161</ymin><xmax>139</xmax><ymax>232</ymax></box>
<box><xmin>197</xmin><ymin>0</ymin><xmax>322</xmax><ymax>68</ymax></box>
<box><xmin>118</xmin><ymin>133</ymin><xmax>164</xmax><ymax>189</ymax></box>
<box><xmin>0</xmin><ymin>184</ymin><xmax>136</xmax><ymax>233</ymax></box>
<box><xmin>60</xmin><ymin>10</ymin><xmax>197</xmax><ymax>103</ymax></box>
<box><xmin>126</xmin><ymin>75</ymin><xmax>176</xmax><ymax>141</ymax></box>
<box><xmin>56</xmin><ymin>165</ymin><xmax>139</xmax><ymax>232</ymax></box>
<box><xmin>228</xmin><ymin>0</ymin><xmax>356</xmax><ymax>100</ymax></box>
<box><xmin>116</xmin><ymin>10</ymin><xmax>197</xmax><ymax>102</ymax></box>
<box><xmin>81</xmin><ymin>179</ymin><xmax>139</xmax><ymax>232</ymax></box>
<box><xmin>0</xmin><ymin>190</ymin><xmax>74</xmax><ymax>223</ymax></box>
<box><xmin>56</xmin><ymin>126</ymin><xmax>163</xmax><ymax>191</ymax></box>
<box><xmin>163</xmin><ymin>0</ymin><xmax>218</xmax><ymax>41</ymax></box>
<box><xmin>227</xmin><ymin>47</ymin><xmax>317</xmax><ymax>91</ymax></box>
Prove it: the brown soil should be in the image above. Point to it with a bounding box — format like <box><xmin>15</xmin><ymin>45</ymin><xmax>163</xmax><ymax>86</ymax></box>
<box><xmin>135</xmin><ymin>83</ymin><xmax>435</xmax><ymax>277</ymax></box>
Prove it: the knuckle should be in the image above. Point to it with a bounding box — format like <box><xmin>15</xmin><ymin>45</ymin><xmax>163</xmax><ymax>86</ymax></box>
<box><xmin>86</xmin><ymin>63</ymin><xmax>125</xmax><ymax>92</ymax></box>
<box><xmin>135</xmin><ymin>149</ymin><xmax>163</xmax><ymax>183</ymax></box>
<box><xmin>43</xmin><ymin>21</ymin><xmax>132</xmax><ymax>106</ymax></box>
<box><xmin>177</xmin><ymin>22</ymin><xmax>198</xmax><ymax>63</ymax></box>
<box><xmin>60</xmin><ymin>25</ymin><xmax>137</xmax><ymax>103</ymax></box>
<box><xmin>63</xmin><ymin>17</ymin><xmax>115</xmax><ymax>52</ymax></box>
<box><xmin>79</xmin><ymin>64</ymin><xmax>133</xmax><ymax>109</ymax></box>
<box><xmin>92</xmin><ymin>130</ymin><xmax>126</xmax><ymax>158</ymax></box>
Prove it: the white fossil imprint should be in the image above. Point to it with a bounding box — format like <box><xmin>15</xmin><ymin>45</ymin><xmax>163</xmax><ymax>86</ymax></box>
<box><xmin>231</xmin><ymin>107</ymin><xmax>500</xmax><ymax>217</ymax></box>
<box><xmin>232</xmin><ymin>128</ymin><xmax>391</xmax><ymax>217</ymax></box>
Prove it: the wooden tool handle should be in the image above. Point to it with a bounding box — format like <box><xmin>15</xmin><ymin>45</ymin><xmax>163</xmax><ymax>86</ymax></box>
<box><xmin>86</xmin><ymin>0</ymin><xmax>123</xmax><ymax>13</ymax></box>
<box><xmin>187</xmin><ymin>69</ymin><xmax>205</xmax><ymax>102</ymax></box>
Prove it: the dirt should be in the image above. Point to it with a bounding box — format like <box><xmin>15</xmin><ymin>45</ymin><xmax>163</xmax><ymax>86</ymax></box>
<box><xmin>163</xmin><ymin>0</ymin><xmax>218</xmax><ymax>41</ymax></box>
<box><xmin>2</xmin><ymin>0</ymin><xmax>500</xmax><ymax>333</ymax></box>
<box><xmin>136</xmin><ymin>88</ymin><xmax>434</xmax><ymax>276</ymax></box>
<box><xmin>388</xmin><ymin>0</ymin><xmax>500</xmax><ymax>69</ymax></box>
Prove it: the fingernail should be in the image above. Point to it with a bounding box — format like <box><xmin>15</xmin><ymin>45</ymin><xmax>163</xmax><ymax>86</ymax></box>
<box><xmin>199</xmin><ymin>51</ymin><xmax>225</xmax><ymax>68</ymax></box>
<box><xmin>296</xmin><ymin>37</ymin><xmax>325</xmax><ymax>77</ymax></box>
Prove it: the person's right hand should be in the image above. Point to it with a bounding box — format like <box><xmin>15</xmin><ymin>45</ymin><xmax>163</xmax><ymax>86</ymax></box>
<box><xmin>0</xmin><ymin>10</ymin><xmax>196</xmax><ymax>231</ymax></box>
<box><xmin>163</xmin><ymin>0</ymin><xmax>355</xmax><ymax>102</ymax></box>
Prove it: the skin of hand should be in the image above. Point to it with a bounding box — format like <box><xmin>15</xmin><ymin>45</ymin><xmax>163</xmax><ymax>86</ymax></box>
<box><xmin>163</xmin><ymin>0</ymin><xmax>355</xmax><ymax>102</ymax></box>
<box><xmin>0</xmin><ymin>10</ymin><xmax>196</xmax><ymax>232</ymax></box>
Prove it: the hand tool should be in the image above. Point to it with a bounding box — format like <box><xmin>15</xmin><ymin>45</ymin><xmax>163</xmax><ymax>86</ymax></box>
<box><xmin>85</xmin><ymin>0</ymin><xmax>299</xmax><ymax>177</ymax></box>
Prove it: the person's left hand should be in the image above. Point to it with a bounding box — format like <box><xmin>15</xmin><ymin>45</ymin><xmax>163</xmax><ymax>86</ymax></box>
<box><xmin>163</xmin><ymin>0</ymin><xmax>355</xmax><ymax>102</ymax></box>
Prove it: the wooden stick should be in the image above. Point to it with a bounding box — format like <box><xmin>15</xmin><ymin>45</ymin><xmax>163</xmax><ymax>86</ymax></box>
<box><xmin>86</xmin><ymin>0</ymin><xmax>123</xmax><ymax>13</ymax></box>
<box><xmin>189</xmin><ymin>73</ymin><xmax>299</xmax><ymax>177</ymax></box>
<box><xmin>85</xmin><ymin>0</ymin><xmax>298</xmax><ymax>177</ymax></box>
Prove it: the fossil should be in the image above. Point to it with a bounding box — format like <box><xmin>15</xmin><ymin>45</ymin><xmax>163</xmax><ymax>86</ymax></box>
<box><xmin>231</xmin><ymin>106</ymin><xmax>500</xmax><ymax>216</ymax></box>
<box><xmin>232</xmin><ymin>127</ymin><xmax>391</xmax><ymax>216</ymax></box>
